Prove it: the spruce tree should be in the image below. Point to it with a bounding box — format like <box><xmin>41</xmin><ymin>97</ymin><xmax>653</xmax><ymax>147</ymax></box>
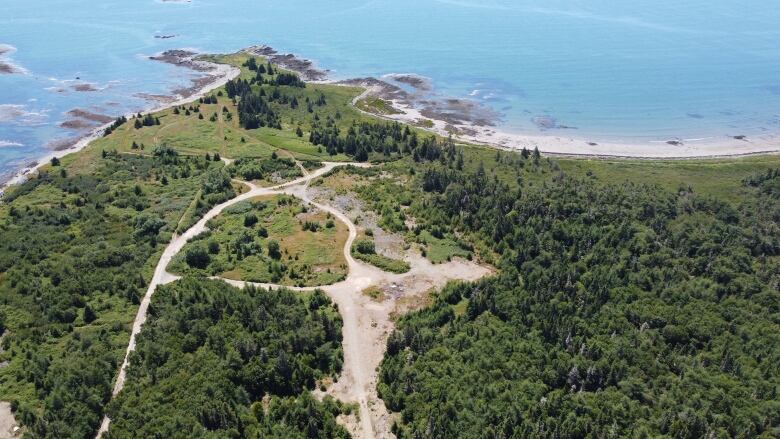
<box><xmin>83</xmin><ymin>304</ymin><xmax>96</xmax><ymax>323</ymax></box>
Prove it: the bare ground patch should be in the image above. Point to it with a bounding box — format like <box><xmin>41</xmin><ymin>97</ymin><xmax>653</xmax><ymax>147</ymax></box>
<box><xmin>0</xmin><ymin>402</ymin><xmax>20</xmax><ymax>438</ymax></box>
<box><xmin>309</xmin><ymin>177</ymin><xmax>407</xmax><ymax>260</ymax></box>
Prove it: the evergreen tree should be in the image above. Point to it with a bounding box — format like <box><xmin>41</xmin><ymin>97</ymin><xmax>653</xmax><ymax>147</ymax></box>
<box><xmin>83</xmin><ymin>304</ymin><xmax>96</xmax><ymax>323</ymax></box>
<box><xmin>267</xmin><ymin>240</ymin><xmax>281</xmax><ymax>259</ymax></box>
<box><xmin>244</xmin><ymin>57</ymin><xmax>258</xmax><ymax>70</ymax></box>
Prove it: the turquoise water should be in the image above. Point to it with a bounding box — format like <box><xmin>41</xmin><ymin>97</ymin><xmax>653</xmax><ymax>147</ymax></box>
<box><xmin>2</xmin><ymin>0</ymin><xmax>780</xmax><ymax>180</ymax></box>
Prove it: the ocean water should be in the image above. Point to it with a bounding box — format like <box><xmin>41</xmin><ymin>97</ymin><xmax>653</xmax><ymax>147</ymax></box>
<box><xmin>2</xmin><ymin>0</ymin><xmax>780</xmax><ymax>180</ymax></box>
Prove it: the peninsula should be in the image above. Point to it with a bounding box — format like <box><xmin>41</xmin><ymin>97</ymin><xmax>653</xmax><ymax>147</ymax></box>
<box><xmin>0</xmin><ymin>52</ymin><xmax>777</xmax><ymax>439</ymax></box>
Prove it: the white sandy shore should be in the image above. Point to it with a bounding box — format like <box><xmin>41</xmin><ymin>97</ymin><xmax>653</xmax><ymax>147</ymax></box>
<box><xmin>377</xmin><ymin>96</ymin><xmax>780</xmax><ymax>159</ymax></box>
<box><xmin>0</xmin><ymin>60</ymin><xmax>240</xmax><ymax>195</ymax></box>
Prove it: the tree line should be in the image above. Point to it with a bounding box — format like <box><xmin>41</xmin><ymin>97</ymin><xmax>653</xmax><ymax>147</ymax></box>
<box><xmin>378</xmin><ymin>155</ymin><xmax>780</xmax><ymax>438</ymax></box>
<box><xmin>105</xmin><ymin>277</ymin><xmax>349</xmax><ymax>438</ymax></box>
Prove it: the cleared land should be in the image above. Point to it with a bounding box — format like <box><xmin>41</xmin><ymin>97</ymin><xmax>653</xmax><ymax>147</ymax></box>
<box><xmin>169</xmin><ymin>194</ymin><xmax>349</xmax><ymax>287</ymax></box>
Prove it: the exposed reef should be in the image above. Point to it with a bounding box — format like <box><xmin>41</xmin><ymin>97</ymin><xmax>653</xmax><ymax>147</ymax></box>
<box><xmin>244</xmin><ymin>45</ymin><xmax>328</xmax><ymax>81</ymax></box>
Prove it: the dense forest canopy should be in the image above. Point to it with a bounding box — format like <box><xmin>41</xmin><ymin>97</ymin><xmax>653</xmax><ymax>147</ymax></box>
<box><xmin>105</xmin><ymin>278</ymin><xmax>348</xmax><ymax>438</ymax></box>
<box><xmin>0</xmin><ymin>151</ymin><xmax>232</xmax><ymax>438</ymax></box>
<box><xmin>379</xmin><ymin>156</ymin><xmax>780</xmax><ymax>438</ymax></box>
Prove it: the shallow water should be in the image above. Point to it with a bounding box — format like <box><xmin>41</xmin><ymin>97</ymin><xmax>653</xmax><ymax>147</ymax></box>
<box><xmin>1</xmin><ymin>0</ymin><xmax>779</xmax><ymax>180</ymax></box>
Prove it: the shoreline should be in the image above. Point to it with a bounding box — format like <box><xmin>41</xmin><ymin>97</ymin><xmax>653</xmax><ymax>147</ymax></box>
<box><xmin>4</xmin><ymin>43</ymin><xmax>779</xmax><ymax>196</ymax></box>
<box><xmin>388</xmin><ymin>100</ymin><xmax>780</xmax><ymax>159</ymax></box>
<box><xmin>0</xmin><ymin>54</ymin><xmax>240</xmax><ymax>195</ymax></box>
<box><xmin>241</xmin><ymin>46</ymin><xmax>780</xmax><ymax>159</ymax></box>
<box><xmin>344</xmin><ymin>83</ymin><xmax>780</xmax><ymax>160</ymax></box>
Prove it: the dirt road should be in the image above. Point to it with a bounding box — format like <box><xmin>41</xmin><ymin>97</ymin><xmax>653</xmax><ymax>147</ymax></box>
<box><xmin>98</xmin><ymin>160</ymin><xmax>491</xmax><ymax>439</ymax></box>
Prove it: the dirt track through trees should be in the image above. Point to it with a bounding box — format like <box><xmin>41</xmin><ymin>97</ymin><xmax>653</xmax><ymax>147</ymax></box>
<box><xmin>97</xmin><ymin>161</ymin><xmax>491</xmax><ymax>439</ymax></box>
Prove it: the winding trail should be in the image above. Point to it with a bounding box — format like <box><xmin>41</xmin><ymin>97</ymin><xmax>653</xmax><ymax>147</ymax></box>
<box><xmin>97</xmin><ymin>160</ymin><xmax>491</xmax><ymax>439</ymax></box>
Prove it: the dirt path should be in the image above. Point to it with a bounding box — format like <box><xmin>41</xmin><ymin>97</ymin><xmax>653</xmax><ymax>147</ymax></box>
<box><xmin>97</xmin><ymin>160</ymin><xmax>491</xmax><ymax>439</ymax></box>
<box><xmin>96</xmin><ymin>162</ymin><xmax>353</xmax><ymax>436</ymax></box>
<box><xmin>214</xmin><ymin>173</ymin><xmax>492</xmax><ymax>438</ymax></box>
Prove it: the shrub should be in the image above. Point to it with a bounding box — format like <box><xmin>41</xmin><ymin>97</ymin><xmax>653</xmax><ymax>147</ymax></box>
<box><xmin>244</xmin><ymin>213</ymin><xmax>258</xmax><ymax>227</ymax></box>
<box><xmin>353</xmin><ymin>238</ymin><xmax>376</xmax><ymax>255</ymax></box>
<box><xmin>267</xmin><ymin>240</ymin><xmax>281</xmax><ymax>260</ymax></box>
<box><xmin>185</xmin><ymin>244</ymin><xmax>210</xmax><ymax>269</ymax></box>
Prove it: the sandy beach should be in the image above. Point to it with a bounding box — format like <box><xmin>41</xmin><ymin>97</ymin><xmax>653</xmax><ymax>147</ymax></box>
<box><xmin>241</xmin><ymin>46</ymin><xmax>780</xmax><ymax>160</ymax></box>
<box><xmin>344</xmin><ymin>82</ymin><xmax>780</xmax><ymax>160</ymax></box>
<box><xmin>0</xmin><ymin>54</ymin><xmax>240</xmax><ymax>194</ymax></box>
<box><xmin>390</xmin><ymin>100</ymin><xmax>780</xmax><ymax>159</ymax></box>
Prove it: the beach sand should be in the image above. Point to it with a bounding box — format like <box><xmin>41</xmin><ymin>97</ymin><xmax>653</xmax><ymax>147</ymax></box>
<box><xmin>349</xmin><ymin>84</ymin><xmax>780</xmax><ymax>160</ymax></box>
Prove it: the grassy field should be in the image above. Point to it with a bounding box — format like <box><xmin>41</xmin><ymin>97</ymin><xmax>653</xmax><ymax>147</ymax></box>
<box><xmin>557</xmin><ymin>154</ymin><xmax>780</xmax><ymax>203</ymax></box>
<box><xmin>362</xmin><ymin>286</ymin><xmax>386</xmax><ymax>302</ymax></box>
<box><xmin>76</xmin><ymin>99</ymin><xmax>340</xmax><ymax>164</ymax></box>
<box><xmin>168</xmin><ymin>194</ymin><xmax>348</xmax><ymax>287</ymax></box>
<box><xmin>415</xmin><ymin>230</ymin><xmax>472</xmax><ymax>263</ymax></box>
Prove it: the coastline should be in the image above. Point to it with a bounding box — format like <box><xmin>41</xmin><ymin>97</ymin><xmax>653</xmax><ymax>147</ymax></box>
<box><xmin>383</xmin><ymin>99</ymin><xmax>780</xmax><ymax>159</ymax></box>
<box><xmin>4</xmin><ymin>43</ymin><xmax>779</xmax><ymax>197</ymax></box>
<box><xmin>0</xmin><ymin>55</ymin><xmax>240</xmax><ymax>195</ymax></box>
<box><xmin>241</xmin><ymin>46</ymin><xmax>780</xmax><ymax>159</ymax></box>
<box><xmin>345</xmin><ymin>83</ymin><xmax>780</xmax><ymax>160</ymax></box>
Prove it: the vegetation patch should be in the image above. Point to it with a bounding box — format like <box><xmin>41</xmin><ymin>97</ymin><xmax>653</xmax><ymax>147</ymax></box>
<box><xmin>355</xmin><ymin>96</ymin><xmax>402</xmax><ymax>116</ymax></box>
<box><xmin>414</xmin><ymin>229</ymin><xmax>472</xmax><ymax>263</ymax></box>
<box><xmin>169</xmin><ymin>195</ymin><xmax>348</xmax><ymax>287</ymax></box>
<box><xmin>413</xmin><ymin>118</ymin><xmax>434</xmax><ymax>128</ymax></box>
<box><xmin>351</xmin><ymin>238</ymin><xmax>410</xmax><ymax>274</ymax></box>
<box><xmin>362</xmin><ymin>286</ymin><xmax>386</xmax><ymax>302</ymax></box>
<box><xmin>558</xmin><ymin>154</ymin><xmax>780</xmax><ymax>204</ymax></box>
<box><xmin>226</xmin><ymin>156</ymin><xmax>304</xmax><ymax>186</ymax></box>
